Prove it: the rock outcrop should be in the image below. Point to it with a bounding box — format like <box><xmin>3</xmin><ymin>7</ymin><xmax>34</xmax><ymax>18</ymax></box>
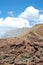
<box><xmin>0</xmin><ymin>35</ymin><xmax>43</xmax><ymax>65</ymax></box>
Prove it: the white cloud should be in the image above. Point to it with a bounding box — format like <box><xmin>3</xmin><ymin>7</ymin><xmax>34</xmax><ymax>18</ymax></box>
<box><xmin>0</xmin><ymin>17</ymin><xmax>29</xmax><ymax>28</ymax></box>
<box><xmin>39</xmin><ymin>14</ymin><xmax>43</xmax><ymax>23</ymax></box>
<box><xmin>19</xmin><ymin>6</ymin><xmax>43</xmax><ymax>25</ymax></box>
<box><xmin>19</xmin><ymin>6</ymin><xmax>39</xmax><ymax>21</ymax></box>
<box><xmin>0</xmin><ymin>18</ymin><xmax>3</xmax><ymax>26</ymax></box>
<box><xmin>8</xmin><ymin>11</ymin><xmax>14</xmax><ymax>16</ymax></box>
<box><xmin>0</xmin><ymin>6</ymin><xmax>43</xmax><ymax>29</ymax></box>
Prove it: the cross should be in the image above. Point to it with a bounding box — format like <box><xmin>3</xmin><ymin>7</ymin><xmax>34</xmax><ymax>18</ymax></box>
<box><xmin>25</xmin><ymin>22</ymin><xmax>26</xmax><ymax>27</ymax></box>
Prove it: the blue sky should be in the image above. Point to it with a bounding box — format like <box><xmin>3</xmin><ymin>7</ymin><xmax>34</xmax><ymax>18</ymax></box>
<box><xmin>0</xmin><ymin>0</ymin><xmax>43</xmax><ymax>27</ymax></box>
<box><xmin>0</xmin><ymin>0</ymin><xmax>43</xmax><ymax>37</ymax></box>
<box><xmin>0</xmin><ymin>0</ymin><xmax>43</xmax><ymax>18</ymax></box>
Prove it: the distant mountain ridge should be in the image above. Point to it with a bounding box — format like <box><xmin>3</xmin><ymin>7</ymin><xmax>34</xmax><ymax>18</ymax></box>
<box><xmin>2</xmin><ymin>24</ymin><xmax>43</xmax><ymax>38</ymax></box>
<box><xmin>0</xmin><ymin>27</ymin><xmax>16</xmax><ymax>38</ymax></box>
<box><xmin>3</xmin><ymin>27</ymin><xmax>29</xmax><ymax>38</ymax></box>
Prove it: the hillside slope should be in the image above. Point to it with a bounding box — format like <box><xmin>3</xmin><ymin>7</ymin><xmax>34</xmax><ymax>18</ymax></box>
<box><xmin>31</xmin><ymin>24</ymin><xmax>43</xmax><ymax>37</ymax></box>
<box><xmin>0</xmin><ymin>24</ymin><xmax>43</xmax><ymax>65</ymax></box>
<box><xmin>3</xmin><ymin>28</ymin><xmax>29</xmax><ymax>38</ymax></box>
<box><xmin>22</xmin><ymin>24</ymin><xmax>43</xmax><ymax>38</ymax></box>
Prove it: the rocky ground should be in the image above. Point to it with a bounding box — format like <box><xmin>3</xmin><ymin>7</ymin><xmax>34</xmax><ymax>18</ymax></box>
<box><xmin>0</xmin><ymin>32</ymin><xmax>43</xmax><ymax>65</ymax></box>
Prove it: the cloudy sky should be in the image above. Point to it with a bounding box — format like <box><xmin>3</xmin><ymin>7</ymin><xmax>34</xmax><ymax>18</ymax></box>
<box><xmin>0</xmin><ymin>0</ymin><xmax>43</xmax><ymax>28</ymax></box>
